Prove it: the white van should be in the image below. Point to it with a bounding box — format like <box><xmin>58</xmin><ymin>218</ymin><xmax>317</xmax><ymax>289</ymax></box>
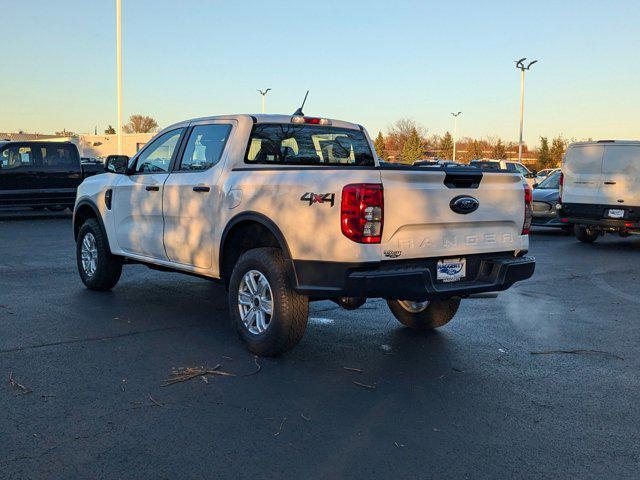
<box><xmin>559</xmin><ymin>140</ymin><xmax>640</xmax><ymax>243</ymax></box>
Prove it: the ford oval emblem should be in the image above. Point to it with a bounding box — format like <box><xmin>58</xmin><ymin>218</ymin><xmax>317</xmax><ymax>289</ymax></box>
<box><xmin>450</xmin><ymin>195</ymin><xmax>479</xmax><ymax>214</ymax></box>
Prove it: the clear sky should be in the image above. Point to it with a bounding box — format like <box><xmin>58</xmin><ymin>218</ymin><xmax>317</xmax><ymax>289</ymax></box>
<box><xmin>1</xmin><ymin>0</ymin><xmax>639</xmax><ymax>147</ymax></box>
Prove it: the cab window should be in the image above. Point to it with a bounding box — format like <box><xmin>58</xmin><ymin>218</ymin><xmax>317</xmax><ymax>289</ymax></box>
<box><xmin>134</xmin><ymin>129</ymin><xmax>184</xmax><ymax>173</ymax></box>
<box><xmin>40</xmin><ymin>144</ymin><xmax>77</xmax><ymax>169</ymax></box>
<box><xmin>245</xmin><ymin>124</ymin><xmax>374</xmax><ymax>166</ymax></box>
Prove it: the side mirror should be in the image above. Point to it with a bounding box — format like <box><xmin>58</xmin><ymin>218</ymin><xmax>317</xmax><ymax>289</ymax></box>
<box><xmin>533</xmin><ymin>183</ymin><xmax>539</xmax><ymax>189</ymax></box>
<box><xmin>105</xmin><ymin>155</ymin><xmax>129</xmax><ymax>174</ymax></box>
<box><xmin>530</xmin><ymin>169</ymin><xmax>538</xmax><ymax>176</ymax></box>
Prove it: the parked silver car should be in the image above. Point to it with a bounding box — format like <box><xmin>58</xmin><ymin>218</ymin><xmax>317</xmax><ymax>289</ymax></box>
<box><xmin>531</xmin><ymin>170</ymin><xmax>570</xmax><ymax>231</ymax></box>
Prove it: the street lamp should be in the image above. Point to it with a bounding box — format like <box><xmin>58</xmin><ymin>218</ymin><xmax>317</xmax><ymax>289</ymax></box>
<box><xmin>116</xmin><ymin>0</ymin><xmax>123</xmax><ymax>154</ymax></box>
<box><xmin>515</xmin><ymin>58</ymin><xmax>538</xmax><ymax>164</ymax></box>
<box><xmin>258</xmin><ymin>88</ymin><xmax>271</xmax><ymax>114</ymax></box>
<box><xmin>450</xmin><ymin>112</ymin><xmax>462</xmax><ymax>162</ymax></box>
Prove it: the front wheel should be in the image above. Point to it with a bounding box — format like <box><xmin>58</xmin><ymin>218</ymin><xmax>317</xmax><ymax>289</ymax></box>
<box><xmin>76</xmin><ymin>218</ymin><xmax>123</xmax><ymax>291</ymax></box>
<box><xmin>574</xmin><ymin>225</ymin><xmax>599</xmax><ymax>243</ymax></box>
<box><xmin>387</xmin><ymin>298</ymin><xmax>461</xmax><ymax>330</ymax></box>
<box><xmin>228</xmin><ymin>248</ymin><xmax>308</xmax><ymax>357</ymax></box>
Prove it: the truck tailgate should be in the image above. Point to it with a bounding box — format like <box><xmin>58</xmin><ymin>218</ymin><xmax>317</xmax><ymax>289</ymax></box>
<box><xmin>380</xmin><ymin>168</ymin><xmax>527</xmax><ymax>260</ymax></box>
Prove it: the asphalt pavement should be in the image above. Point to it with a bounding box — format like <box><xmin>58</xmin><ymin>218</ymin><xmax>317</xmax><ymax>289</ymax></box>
<box><xmin>1</xmin><ymin>210</ymin><xmax>639</xmax><ymax>479</ymax></box>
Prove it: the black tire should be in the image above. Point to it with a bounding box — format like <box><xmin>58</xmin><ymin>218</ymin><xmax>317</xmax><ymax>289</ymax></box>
<box><xmin>228</xmin><ymin>248</ymin><xmax>308</xmax><ymax>356</ymax></box>
<box><xmin>76</xmin><ymin>218</ymin><xmax>123</xmax><ymax>291</ymax></box>
<box><xmin>387</xmin><ymin>298</ymin><xmax>461</xmax><ymax>330</ymax></box>
<box><xmin>574</xmin><ymin>224</ymin><xmax>599</xmax><ymax>243</ymax></box>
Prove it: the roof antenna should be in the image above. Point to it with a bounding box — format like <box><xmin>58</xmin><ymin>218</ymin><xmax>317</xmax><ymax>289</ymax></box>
<box><xmin>293</xmin><ymin>90</ymin><xmax>309</xmax><ymax>116</ymax></box>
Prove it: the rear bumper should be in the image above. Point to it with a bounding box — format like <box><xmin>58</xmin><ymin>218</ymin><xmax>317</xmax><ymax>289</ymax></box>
<box><xmin>559</xmin><ymin>202</ymin><xmax>640</xmax><ymax>229</ymax></box>
<box><xmin>292</xmin><ymin>252</ymin><xmax>535</xmax><ymax>300</ymax></box>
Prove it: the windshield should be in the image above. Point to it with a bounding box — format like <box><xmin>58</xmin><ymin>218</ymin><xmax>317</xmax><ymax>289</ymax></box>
<box><xmin>537</xmin><ymin>170</ymin><xmax>561</xmax><ymax>189</ymax></box>
<box><xmin>245</xmin><ymin>124</ymin><xmax>375</xmax><ymax>166</ymax></box>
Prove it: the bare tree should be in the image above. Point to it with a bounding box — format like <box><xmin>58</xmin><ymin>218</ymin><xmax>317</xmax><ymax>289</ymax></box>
<box><xmin>122</xmin><ymin>115</ymin><xmax>158</xmax><ymax>134</ymax></box>
<box><xmin>385</xmin><ymin>118</ymin><xmax>427</xmax><ymax>160</ymax></box>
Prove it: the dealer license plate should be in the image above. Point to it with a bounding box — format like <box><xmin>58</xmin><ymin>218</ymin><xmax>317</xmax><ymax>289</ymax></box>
<box><xmin>437</xmin><ymin>258</ymin><xmax>466</xmax><ymax>283</ymax></box>
<box><xmin>607</xmin><ymin>209</ymin><xmax>624</xmax><ymax>219</ymax></box>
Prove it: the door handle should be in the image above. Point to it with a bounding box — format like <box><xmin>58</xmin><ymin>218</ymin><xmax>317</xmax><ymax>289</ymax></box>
<box><xmin>604</xmin><ymin>181</ymin><xmax>616</xmax><ymax>185</ymax></box>
<box><xmin>193</xmin><ymin>186</ymin><xmax>210</xmax><ymax>192</ymax></box>
<box><xmin>145</xmin><ymin>185</ymin><xmax>160</xmax><ymax>191</ymax></box>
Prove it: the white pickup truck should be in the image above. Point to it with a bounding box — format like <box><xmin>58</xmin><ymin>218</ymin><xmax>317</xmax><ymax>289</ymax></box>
<box><xmin>73</xmin><ymin>114</ymin><xmax>535</xmax><ymax>356</ymax></box>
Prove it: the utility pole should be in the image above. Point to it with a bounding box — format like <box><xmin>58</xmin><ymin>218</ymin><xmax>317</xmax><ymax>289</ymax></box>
<box><xmin>116</xmin><ymin>0</ymin><xmax>123</xmax><ymax>154</ymax></box>
<box><xmin>258</xmin><ymin>88</ymin><xmax>271</xmax><ymax>114</ymax></box>
<box><xmin>515</xmin><ymin>58</ymin><xmax>538</xmax><ymax>163</ymax></box>
<box><xmin>451</xmin><ymin>112</ymin><xmax>462</xmax><ymax>162</ymax></box>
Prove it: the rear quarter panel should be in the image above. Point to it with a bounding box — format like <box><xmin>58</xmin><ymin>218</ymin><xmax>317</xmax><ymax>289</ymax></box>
<box><xmin>224</xmin><ymin>168</ymin><xmax>383</xmax><ymax>263</ymax></box>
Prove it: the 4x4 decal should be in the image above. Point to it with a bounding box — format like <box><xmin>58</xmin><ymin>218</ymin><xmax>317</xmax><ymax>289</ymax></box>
<box><xmin>300</xmin><ymin>192</ymin><xmax>335</xmax><ymax>207</ymax></box>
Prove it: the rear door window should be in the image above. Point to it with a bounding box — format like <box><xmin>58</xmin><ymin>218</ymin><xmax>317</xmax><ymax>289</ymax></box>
<box><xmin>178</xmin><ymin>124</ymin><xmax>232</xmax><ymax>172</ymax></box>
<box><xmin>245</xmin><ymin>124</ymin><xmax>374</xmax><ymax>166</ymax></box>
<box><xmin>602</xmin><ymin>146</ymin><xmax>640</xmax><ymax>176</ymax></box>
<box><xmin>564</xmin><ymin>145</ymin><xmax>603</xmax><ymax>176</ymax></box>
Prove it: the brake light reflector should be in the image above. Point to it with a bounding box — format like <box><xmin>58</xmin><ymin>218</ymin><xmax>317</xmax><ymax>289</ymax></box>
<box><xmin>341</xmin><ymin>184</ymin><xmax>383</xmax><ymax>243</ymax></box>
<box><xmin>523</xmin><ymin>183</ymin><xmax>533</xmax><ymax>235</ymax></box>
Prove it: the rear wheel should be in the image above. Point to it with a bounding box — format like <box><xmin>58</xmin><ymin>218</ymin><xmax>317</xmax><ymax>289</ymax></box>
<box><xmin>574</xmin><ymin>225</ymin><xmax>599</xmax><ymax>243</ymax></box>
<box><xmin>228</xmin><ymin>248</ymin><xmax>308</xmax><ymax>356</ymax></box>
<box><xmin>76</xmin><ymin>218</ymin><xmax>123</xmax><ymax>290</ymax></box>
<box><xmin>387</xmin><ymin>298</ymin><xmax>461</xmax><ymax>330</ymax></box>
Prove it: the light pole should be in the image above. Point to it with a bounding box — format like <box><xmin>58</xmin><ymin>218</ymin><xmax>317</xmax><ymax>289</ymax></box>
<box><xmin>116</xmin><ymin>0</ymin><xmax>123</xmax><ymax>154</ymax></box>
<box><xmin>515</xmin><ymin>58</ymin><xmax>537</xmax><ymax>164</ymax></box>
<box><xmin>258</xmin><ymin>88</ymin><xmax>271</xmax><ymax>114</ymax></box>
<box><xmin>451</xmin><ymin>111</ymin><xmax>462</xmax><ymax>162</ymax></box>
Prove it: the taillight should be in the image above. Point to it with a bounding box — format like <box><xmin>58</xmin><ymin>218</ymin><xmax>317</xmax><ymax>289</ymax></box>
<box><xmin>341</xmin><ymin>184</ymin><xmax>383</xmax><ymax>243</ymax></box>
<box><xmin>558</xmin><ymin>171</ymin><xmax>564</xmax><ymax>203</ymax></box>
<box><xmin>522</xmin><ymin>183</ymin><xmax>533</xmax><ymax>235</ymax></box>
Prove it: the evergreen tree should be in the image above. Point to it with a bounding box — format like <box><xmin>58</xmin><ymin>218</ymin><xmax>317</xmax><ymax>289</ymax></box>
<box><xmin>105</xmin><ymin>125</ymin><xmax>116</xmax><ymax>135</ymax></box>
<box><xmin>374</xmin><ymin>131</ymin><xmax>387</xmax><ymax>161</ymax></box>
<box><xmin>439</xmin><ymin>131</ymin><xmax>454</xmax><ymax>159</ymax></box>
<box><xmin>549</xmin><ymin>136</ymin><xmax>567</xmax><ymax>167</ymax></box>
<box><xmin>400</xmin><ymin>128</ymin><xmax>423</xmax><ymax>164</ymax></box>
<box><xmin>538</xmin><ymin>136</ymin><xmax>552</xmax><ymax>169</ymax></box>
<box><xmin>492</xmin><ymin>139</ymin><xmax>507</xmax><ymax>159</ymax></box>
<box><xmin>469</xmin><ymin>140</ymin><xmax>484</xmax><ymax>160</ymax></box>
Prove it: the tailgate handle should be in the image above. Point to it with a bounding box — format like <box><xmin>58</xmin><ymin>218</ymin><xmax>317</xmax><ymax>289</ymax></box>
<box><xmin>604</xmin><ymin>181</ymin><xmax>616</xmax><ymax>185</ymax></box>
<box><xmin>145</xmin><ymin>185</ymin><xmax>159</xmax><ymax>191</ymax></box>
<box><xmin>193</xmin><ymin>186</ymin><xmax>210</xmax><ymax>192</ymax></box>
<box><xmin>444</xmin><ymin>171</ymin><xmax>483</xmax><ymax>189</ymax></box>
